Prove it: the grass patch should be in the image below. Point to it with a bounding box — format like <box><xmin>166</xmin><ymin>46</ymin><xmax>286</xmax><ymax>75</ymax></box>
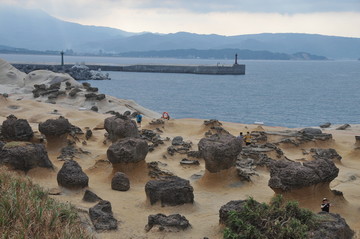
<box><xmin>223</xmin><ymin>195</ymin><xmax>319</xmax><ymax>239</ymax></box>
<box><xmin>0</xmin><ymin>167</ymin><xmax>90</xmax><ymax>239</ymax></box>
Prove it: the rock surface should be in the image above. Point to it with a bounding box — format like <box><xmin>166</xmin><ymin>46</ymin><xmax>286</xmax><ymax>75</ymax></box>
<box><xmin>111</xmin><ymin>172</ymin><xmax>130</xmax><ymax>191</ymax></box>
<box><xmin>0</xmin><ymin>142</ymin><xmax>53</xmax><ymax>171</ymax></box>
<box><xmin>57</xmin><ymin>160</ymin><xmax>89</xmax><ymax>189</ymax></box>
<box><xmin>104</xmin><ymin>115</ymin><xmax>139</xmax><ymax>141</ymax></box>
<box><xmin>1</xmin><ymin>115</ymin><xmax>34</xmax><ymax>141</ymax></box>
<box><xmin>268</xmin><ymin>158</ymin><xmax>339</xmax><ymax>191</ymax></box>
<box><xmin>198</xmin><ymin>134</ymin><xmax>242</xmax><ymax>173</ymax></box>
<box><xmin>310</xmin><ymin>148</ymin><xmax>342</xmax><ymax>161</ymax></box>
<box><xmin>89</xmin><ymin>200</ymin><xmax>118</xmax><ymax>231</ymax></box>
<box><xmin>309</xmin><ymin>212</ymin><xmax>354</xmax><ymax>239</ymax></box>
<box><xmin>38</xmin><ymin>116</ymin><xmax>72</xmax><ymax>136</ymax></box>
<box><xmin>145</xmin><ymin>213</ymin><xmax>191</xmax><ymax>232</ymax></box>
<box><xmin>83</xmin><ymin>189</ymin><xmax>102</xmax><ymax>203</ymax></box>
<box><xmin>107</xmin><ymin>137</ymin><xmax>148</xmax><ymax>165</ymax></box>
<box><xmin>145</xmin><ymin>176</ymin><xmax>194</xmax><ymax>206</ymax></box>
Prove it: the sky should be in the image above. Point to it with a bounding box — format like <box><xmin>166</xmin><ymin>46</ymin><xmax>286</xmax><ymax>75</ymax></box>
<box><xmin>2</xmin><ymin>0</ymin><xmax>360</xmax><ymax>37</ymax></box>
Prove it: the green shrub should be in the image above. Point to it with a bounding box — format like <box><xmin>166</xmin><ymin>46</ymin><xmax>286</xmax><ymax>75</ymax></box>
<box><xmin>223</xmin><ymin>195</ymin><xmax>318</xmax><ymax>239</ymax></box>
<box><xmin>0</xmin><ymin>168</ymin><xmax>90</xmax><ymax>239</ymax></box>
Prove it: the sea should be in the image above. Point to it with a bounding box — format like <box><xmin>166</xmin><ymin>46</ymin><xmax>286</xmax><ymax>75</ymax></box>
<box><xmin>1</xmin><ymin>54</ymin><xmax>360</xmax><ymax>128</ymax></box>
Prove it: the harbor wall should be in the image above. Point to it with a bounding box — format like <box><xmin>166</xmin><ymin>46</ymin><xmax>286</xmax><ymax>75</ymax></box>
<box><xmin>12</xmin><ymin>63</ymin><xmax>245</xmax><ymax>75</ymax></box>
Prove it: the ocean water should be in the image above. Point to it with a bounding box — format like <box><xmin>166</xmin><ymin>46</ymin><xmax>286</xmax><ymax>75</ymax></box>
<box><xmin>1</xmin><ymin>54</ymin><xmax>360</xmax><ymax>127</ymax></box>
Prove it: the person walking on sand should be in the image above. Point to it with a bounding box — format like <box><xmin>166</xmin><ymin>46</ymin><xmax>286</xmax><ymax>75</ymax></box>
<box><xmin>321</xmin><ymin>198</ymin><xmax>331</xmax><ymax>212</ymax></box>
<box><xmin>136</xmin><ymin>113</ymin><xmax>143</xmax><ymax>127</ymax></box>
<box><xmin>244</xmin><ymin>132</ymin><xmax>251</xmax><ymax>146</ymax></box>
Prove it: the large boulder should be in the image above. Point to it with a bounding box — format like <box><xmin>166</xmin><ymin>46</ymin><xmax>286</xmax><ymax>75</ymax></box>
<box><xmin>198</xmin><ymin>134</ymin><xmax>242</xmax><ymax>173</ymax></box>
<box><xmin>309</xmin><ymin>212</ymin><xmax>354</xmax><ymax>239</ymax></box>
<box><xmin>38</xmin><ymin>116</ymin><xmax>72</xmax><ymax>136</ymax></box>
<box><xmin>0</xmin><ymin>142</ymin><xmax>53</xmax><ymax>171</ymax></box>
<box><xmin>1</xmin><ymin>115</ymin><xmax>34</xmax><ymax>141</ymax></box>
<box><xmin>145</xmin><ymin>176</ymin><xmax>194</xmax><ymax>206</ymax></box>
<box><xmin>107</xmin><ymin>137</ymin><xmax>148</xmax><ymax>165</ymax></box>
<box><xmin>57</xmin><ymin>160</ymin><xmax>89</xmax><ymax>189</ymax></box>
<box><xmin>111</xmin><ymin>172</ymin><xmax>130</xmax><ymax>191</ymax></box>
<box><xmin>104</xmin><ymin>115</ymin><xmax>139</xmax><ymax>142</ymax></box>
<box><xmin>89</xmin><ymin>200</ymin><xmax>118</xmax><ymax>231</ymax></box>
<box><xmin>268</xmin><ymin>158</ymin><xmax>339</xmax><ymax>192</ymax></box>
<box><xmin>145</xmin><ymin>213</ymin><xmax>191</xmax><ymax>232</ymax></box>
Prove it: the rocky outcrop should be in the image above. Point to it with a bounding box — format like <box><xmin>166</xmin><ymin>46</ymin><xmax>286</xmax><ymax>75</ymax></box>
<box><xmin>268</xmin><ymin>158</ymin><xmax>339</xmax><ymax>192</ymax></box>
<box><xmin>198</xmin><ymin>134</ymin><xmax>242</xmax><ymax>173</ymax></box>
<box><xmin>219</xmin><ymin>200</ymin><xmax>259</xmax><ymax>224</ymax></box>
<box><xmin>83</xmin><ymin>189</ymin><xmax>102</xmax><ymax>203</ymax></box>
<box><xmin>139</xmin><ymin>129</ymin><xmax>166</xmax><ymax>152</ymax></box>
<box><xmin>310</xmin><ymin>148</ymin><xmax>342</xmax><ymax>161</ymax></box>
<box><xmin>0</xmin><ymin>142</ymin><xmax>53</xmax><ymax>171</ymax></box>
<box><xmin>1</xmin><ymin>115</ymin><xmax>34</xmax><ymax>141</ymax></box>
<box><xmin>89</xmin><ymin>200</ymin><xmax>118</xmax><ymax>231</ymax></box>
<box><xmin>320</xmin><ymin>122</ymin><xmax>331</xmax><ymax>128</ymax></box>
<box><xmin>57</xmin><ymin>160</ymin><xmax>89</xmax><ymax>189</ymax></box>
<box><xmin>111</xmin><ymin>172</ymin><xmax>130</xmax><ymax>191</ymax></box>
<box><xmin>107</xmin><ymin>138</ymin><xmax>148</xmax><ymax>165</ymax></box>
<box><xmin>336</xmin><ymin>124</ymin><xmax>351</xmax><ymax>130</ymax></box>
<box><xmin>38</xmin><ymin>116</ymin><xmax>72</xmax><ymax>136</ymax></box>
<box><xmin>147</xmin><ymin>161</ymin><xmax>174</xmax><ymax>179</ymax></box>
<box><xmin>145</xmin><ymin>214</ymin><xmax>191</xmax><ymax>232</ymax></box>
<box><xmin>104</xmin><ymin>115</ymin><xmax>139</xmax><ymax>142</ymax></box>
<box><xmin>309</xmin><ymin>212</ymin><xmax>354</xmax><ymax>239</ymax></box>
<box><xmin>145</xmin><ymin>176</ymin><xmax>194</xmax><ymax>206</ymax></box>
<box><xmin>67</xmin><ymin>64</ymin><xmax>111</xmax><ymax>81</ymax></box>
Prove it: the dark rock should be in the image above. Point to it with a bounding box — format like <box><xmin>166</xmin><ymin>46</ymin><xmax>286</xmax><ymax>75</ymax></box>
<box><xmin>147</xmin><ymin>161</ymin><xmax>174</xmax><ymax>179</ymax></box>
<box><xmin>309</xmin><ymin>212</ymin><xmax>354</xmax><ymax>239</ymax></box>
<box><xmin>145</xmin><ymin>176</ymin><xmax>194</xmax><ymax>206</ymax></box>
<box><xmin>82</xmin><ymin>82</ymin><xmax>91</xmax><ymax>88</ymax></box>
<box><xmin>336</xmin><ymin>124</ymin><xmax>351</xmax><ymax>130</ymax></box>
<box><xmin>198</xmin><ymin>134</ymin><xmax>242</xmax><ymax>173</ymax></box>
<box><xmin>123</xmin><ymin>111</ymin><xmax>131</xmax><ymax>116</ymax></box>
<box><xmin>172</xmin><ymin>136</ymin><xmax>184</xmax><ymax>146</ymax></box>
<box><xmin>57</xmin><ymin>144</ymin><xmax>78</xmax><ymax>161</ymax></box>
<box><xmin>86</xmin><ymin>129</ymin><xmax>93</xmax><ymax>140</ymax></box>
<box><xmin>320</xmin><ymin>122</ymin><xmax>331</xmax><ymax>128</ymax></box>
<box><xmin>180</xmin><ymin>158</ymin><xmax>200</xmax><ymax>165</ymax></box>
<box><xmin>89</xmin><ymin>200</ymin><xmax>118</xmax><ymax>231</ymax></box>
<box><xmin>111</xmin><ymin>172</ymin><xmax>130</xmax><ymax>191</ymax></box>
<box><xmin>149</xmin><ymin>119</ymin><xmax>165</xmax><ymax>125</ymax></box>
<box><xmin>57</xmin><ymin>160</ymin><xmax>89</xmax><ymax>189</ymax></box>
<box><xmin>219</xmin><ymin>200</ymin><xmax>259</xmax><ymax>224</ymax></box>
<box><xmin>87</xmin><ymin>87</ymin><xmax>98</xmax><ymax>92</ymax></box>
<box><xmin>96</xmin><ymin>94</ymin><xmax>106</xmax><ymax>101</ymax></box>
<box><xmin>204</xmin><ymin>119</ymin><xmax>222</xmax><ymax>127</ymax></box>
<box><xmin>0</xmin><ymin>142</ymin><xmax>53</xmax><ymax>171</ymax></box>
<box><xmin>1</xmin><ymin>114</ymin><xmax>34</xmax><ymax>141</ymax></box>
<box><xmin>39</xmin><ymin>116</ymin><xmax>72</xmax><ymax>136</ymax></box>
<box><xmin>145</xmin><ymin>213</ymin><xmax>191</xmax><ymax>232</ymax></box>
<box><xmin>167</xmin><ymin>146</ymin><xmax>177</xmax><ymax>156</ymax></box>
<box><xmin>300</xmin><ymin>128</ymin><xmax>323</xmax><ymax>135</ymax></box>
<box><xmin>187</xmin><ymin>150</ymin><xmax>202</xmax><ymax>158</ymax></box>
<box><xmin>90</xmin><ymin>106</ymin><xmax>98</xmax><ymax>112</ymax></box>
<box><xmin>268</xmin><ymin>158</ymin><xmax>339</xmax><ymax>191</ymax></box>
<box><xmin>69</xmin><ymin>88</ymin><xmax>81</xmax><ymax>97</ymax></box>
<box><xmin>83</xmin><ymin>189</ymin><xmax>102</xmax><ymax>202</ymax></box>
<box><xmin>104</xmin><ymin>116</ymin><xmax>139</xmax><ymax>141</ymax></box>
<box><xmin>356</xmin><ymin>136</ymin><xmax>360</xmax><ymax>143</ymax></box>
<box><xmin>310</xmin><ymin>148</ymin><xmax>342</xmax><ymax>161</ymax></box>
<box><xmin>107</xmin><ymin>137</ymin><xmax>148</xmax><ymax>164</ymax></box>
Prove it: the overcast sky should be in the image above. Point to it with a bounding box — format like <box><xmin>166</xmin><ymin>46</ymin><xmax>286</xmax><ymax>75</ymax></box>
<box><xmin>3</xmin><ymin>0</ymin><xmax>360</xmax><ymax>37</ymax></box>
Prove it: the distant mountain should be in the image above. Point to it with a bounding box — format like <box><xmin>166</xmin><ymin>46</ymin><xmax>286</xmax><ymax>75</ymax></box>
<box><xmin>79</xmin><ymin>32</ymin><xmax>360</xmax><ymax>59</ymax></box>
<box><xmin>0</xmin><ymin>5</ymin><xmax>134</xmax><ymax>51</ymax></box>
<box><xmin>118</xmin><ymin>48</ymin><xmax>327</xmax><ymax>60</ymax></box>
<box><xmin>1</xmin><ymin>5</ymin><xmax>360</xmax><ymax>59</ymax></box>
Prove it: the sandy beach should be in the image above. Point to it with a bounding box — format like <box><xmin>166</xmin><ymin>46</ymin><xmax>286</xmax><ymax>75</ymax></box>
<box><xmin>1</xmin><ymin>58</ymin><xmax>360</xmax><ymax>238</ymax></box>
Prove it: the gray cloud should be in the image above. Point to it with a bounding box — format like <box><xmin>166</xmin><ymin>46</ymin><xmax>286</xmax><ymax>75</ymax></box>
<box><xmin>126</xmin><ymin>0</ymin><xmax>360</xmax><ymax>13</ymax></box>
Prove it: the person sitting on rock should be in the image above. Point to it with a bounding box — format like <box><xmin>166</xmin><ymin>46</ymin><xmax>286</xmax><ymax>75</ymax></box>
<box><xmin>244</xmin><ymin>132</ymin><xmax>251</xmax><ymax>146</ymax></box>
<box><xmin>321</xmin><ymin>198</ymin><xmax>331</xmax><ymax>212</ymax></box>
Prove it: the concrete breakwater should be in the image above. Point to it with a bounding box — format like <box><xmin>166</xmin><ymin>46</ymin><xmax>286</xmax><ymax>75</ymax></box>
<box><xmin>12</xmin><ymin>63</ymin><xmax>245</xmax><ymax>75</ymax></box>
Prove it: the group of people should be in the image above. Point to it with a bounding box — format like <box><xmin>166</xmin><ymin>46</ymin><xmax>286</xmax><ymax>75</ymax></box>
<box><xmin>135</xmin><ymin>111</ymin><xmax>171</xmax><ymax>127</ymax></box>
<box><xmin>237</xmin><ymin>131</ymin><xmax>252</xmax><ymax>146</ymax></box>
